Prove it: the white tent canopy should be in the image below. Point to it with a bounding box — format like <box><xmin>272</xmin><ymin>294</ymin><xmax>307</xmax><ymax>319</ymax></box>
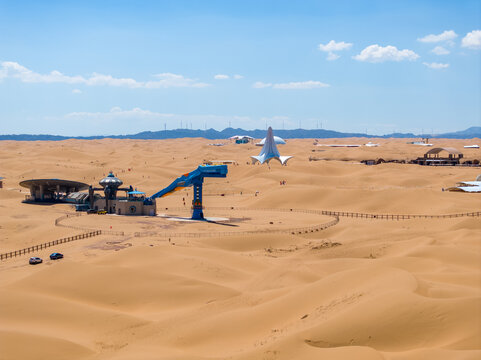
<box><xmin>251</xmin><ymin>127</ymin><xmax>292</xmax><ymax>165</ymax></box>
<box><xmin>458</xmin><ymin>181</ymin><xmax>481</xmax><ymax>187</ymax></box>
<box><xmin>448</xmin><ymin>186</ymin><xmax>481</xmax><ymax>193</ymax></box>
<box><xmin>447</xmin><ymin>179</ymin><xmax>481</xmax><ymax>192</ymax></box>
<box><xmin>256</xmin><ymin>136</ymin><xmax>286</xmax><ymax>146</ymax></box>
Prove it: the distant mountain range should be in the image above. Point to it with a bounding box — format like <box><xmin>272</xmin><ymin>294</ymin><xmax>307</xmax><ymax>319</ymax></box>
<box><xmin>0</xmin><ymin>126</ymin><xmax>479</xmax><ymax>141</ymax></box>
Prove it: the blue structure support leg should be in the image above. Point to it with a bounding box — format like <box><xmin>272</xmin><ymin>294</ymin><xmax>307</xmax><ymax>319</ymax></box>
<box><xmin>191</xmin><ymin>182</ymin><xmax>204</xmax><ymax>220</ymax></box>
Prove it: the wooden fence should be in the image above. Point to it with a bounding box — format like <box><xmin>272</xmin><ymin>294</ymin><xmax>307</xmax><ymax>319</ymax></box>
<box><xmin>54</xmin><ymin>212</ymin><xmax>83</xmax><ymax>225</ymax></box>
<box><xmin>320</xmin><ymin>210</ymin><xmax>481</xmax><ymax>220</ymax></box>
<box><xmin>133</xmin><ymin>207</ymin><xmax>480</xmax><ymax>238</ymax></box>
<box><xmin>49</xmin><ymin>207</ymin><xmax>481</xmax><ymax>240</ymax></box>
<box><xmin>133</xmin><ymin>215</ymin><xmax>339</xmax><ymax>238</ymax></box>
<box><xmin>0</xmin><ymin>230</ymin><xmax>101</xmax><ymax>261</ymax></box>
<box><xmin>134</xmin><ymin>207</ymin><xmax>339</xmax><ymax>238</ymax></box>
<box><xmin>3</xmin><ymin>207</ymin><xmax>478</xmax><ymax>260</ymax></box>
<box><xmin>158</xmin><ymin>206</ymin><xmax>481</xmax><ymax>220</ymax></box>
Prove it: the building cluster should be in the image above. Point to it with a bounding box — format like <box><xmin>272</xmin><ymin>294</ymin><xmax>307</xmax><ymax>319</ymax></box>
<box><xmin>20</xmin><ymin>172</ymin><xmax>156</xmax><ymax>216</ymax></box>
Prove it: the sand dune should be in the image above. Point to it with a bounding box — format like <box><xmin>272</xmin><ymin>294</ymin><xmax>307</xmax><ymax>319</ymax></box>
<box><xmin>0</xmin><ymin>138</ymin><xmax>480</xmax><ymax>359</ymax></box>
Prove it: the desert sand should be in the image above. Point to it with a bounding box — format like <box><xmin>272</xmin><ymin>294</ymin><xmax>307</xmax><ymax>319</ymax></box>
<box><xmin>0</xmin><ymin>137</ymin><xmax>480</xmax><ymax>360</ymax></box>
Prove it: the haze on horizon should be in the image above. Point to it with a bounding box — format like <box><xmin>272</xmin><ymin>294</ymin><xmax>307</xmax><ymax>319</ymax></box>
<box><xmin>0</xmin><ymin>0</ymin><xmax>480</xmax><ymax>136</ymax></box>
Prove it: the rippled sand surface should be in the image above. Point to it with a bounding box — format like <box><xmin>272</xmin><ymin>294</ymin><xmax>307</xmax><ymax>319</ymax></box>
<box><xmin>0</xmin><ymin>138</ymin><xmax>480</xmax><ymax>360</ymax></box>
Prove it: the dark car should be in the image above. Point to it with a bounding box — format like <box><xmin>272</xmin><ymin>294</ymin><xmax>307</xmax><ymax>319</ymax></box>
<box><xmin>50</xmin><ymin>252</ymin><xmax>64</xmax><ymax>260</ymax></box>
<box><xmin>29</xmin><ymin>257</ymin><xmax>42</xmax><ymax>265</ymax></box>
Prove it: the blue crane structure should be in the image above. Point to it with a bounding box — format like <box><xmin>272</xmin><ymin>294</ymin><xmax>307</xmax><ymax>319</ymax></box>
<box><xmin>144</xmin><ymin>164</ymin><xmax>228</xmax><ymax>220</ymax></box>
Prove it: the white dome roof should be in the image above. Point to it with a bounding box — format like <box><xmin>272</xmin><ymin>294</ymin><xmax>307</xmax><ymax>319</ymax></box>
<box><xmin>99</xmin><ymin>172</ymin><xmax>123</xmax><ymax>188</ymax></box>
<box><xmin>258</xmin><ymin>136</ymin><xmax>286</xmax><ymax>145</ymax></box>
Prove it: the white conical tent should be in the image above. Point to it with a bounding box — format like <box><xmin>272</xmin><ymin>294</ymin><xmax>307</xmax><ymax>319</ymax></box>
<box><xmin>251</xmin><ymin>127</ymin><xmax>292</xmax><ymax>165</ymax></box>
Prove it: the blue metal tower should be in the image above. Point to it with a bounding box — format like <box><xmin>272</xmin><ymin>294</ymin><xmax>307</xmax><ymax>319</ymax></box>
<box><xmin>145</xmin><ymin>164</ymin><xmax>228</xmax><ymax>220</ymax></box>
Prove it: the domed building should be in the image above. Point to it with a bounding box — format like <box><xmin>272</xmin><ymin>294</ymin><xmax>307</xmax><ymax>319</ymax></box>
<box><xmin>88</xmin><ymin>172</ymin><xmax>156</xmax><ymax>216</ymax></box>
<box><xmin>20</xmin><ymin>171</ymin><xmax>156</xmax><ymax>216</ymax></box>
<box><xmin>99</xmin><ymin>172</ymin><xmax>123</xmax><ymax>200</ymax></box>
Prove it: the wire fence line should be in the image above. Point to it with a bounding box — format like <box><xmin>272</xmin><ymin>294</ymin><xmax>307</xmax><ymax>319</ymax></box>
<box><xmin>52</xmin><ymin>208</ymin><xmax>338</xmax><ymax>239</ymax></box>
<box><xmin>136</xmin><ymin>207</ymin><xmax>339</xmax><ymax>238</ymax></box>
<box><xmin>0</xmin><ymin>231</ymin><xmax>102</xmax><ymax>261</ymax></box>
<box><xmin>55</xmin><ymin>213</ymin><xmax>125</xmax><ymax>236</ymax></box>
<box><xmin>54</xmin><ymin>212</ymin><xmax>83</xmax><ymax>225</ymax></box>
<box><xmin>3</xmin><ymin>207</ymin><xmax>479</xmax><ymax>261</ymax></box>
<box><xmin>54</xmin><ymin>207</ymin><xmax>481</xmax><ymax>240</ymax></box>
<box><xmin>159</xmin><ymin>206</ymin><xmax>481</xmax><ymax>220</ymax></box>
<box><xmin>135</xmin><ymin>207</ymin><xmax>480</xmax><ymax>238</ymax></box>
<box><xmin>319</xmin><ymin>210</ymin><xmax>481</xmax><ymax>220</ymax></box>
<box><xmin>133</xmin><ymin>216</ymin><xmax>339</xmax><ymax>238</ymax></box>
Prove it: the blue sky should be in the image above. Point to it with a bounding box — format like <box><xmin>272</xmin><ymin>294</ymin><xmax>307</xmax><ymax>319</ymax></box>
<box><xmin>0</xmin><ymin>0</ymin><xmax>480</xmax><ymax>136</ymax></box>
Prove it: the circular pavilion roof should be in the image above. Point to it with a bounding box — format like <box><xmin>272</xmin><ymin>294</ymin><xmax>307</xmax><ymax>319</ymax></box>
<box><xmin>19</xmin><ymin>179</ymin><xmax>89</xmax><ymax>191</ymax></box>
<box><xmin>425</xmin><ymin>147</ymin><xmax>461</xmax><ymax>155</ymax></box>
<box><xmin>258</xmin><ymin>136</ymin><xmax>286</xmax><ymax>145</ymax></box>
<box><xmin>99</xmin><ymin>172</ymin><xmax>123</xmax><ymax>188</ymax></box>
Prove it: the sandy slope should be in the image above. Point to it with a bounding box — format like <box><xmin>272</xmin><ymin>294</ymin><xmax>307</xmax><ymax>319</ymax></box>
<box><xmin>0</xmin><ymin>138</ymin><xmax>480</xmax><ymax>360</ymax></box>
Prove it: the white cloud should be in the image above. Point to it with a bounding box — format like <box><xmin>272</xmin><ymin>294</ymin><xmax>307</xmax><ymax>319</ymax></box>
<box><xmin>423</xmin><ymin>62</ymin><xmax>449</xmax><ymax>69</ymax></box>
<box><xmin>319</xmin><ymin>40</ymin><xmax>353</xmax><ymax>52</ymax></box>
<box><xmin>327</xmin><ymin>52</ymin><xmax>340</xmax><ymax>61</ymax></box>
<box><xmin>431</xmin><ymin>46</ymin><xmax>450</xmax><ymax>55</ymax></box>
<box><xmin>214</xmin><ymin>74</ymin><xmax>243</xmax><ymax>80</ymax></box>
<box><xmin>418</xmin><ymin>30</ymin><xmax>458</xmax><ymax>43</ymax></box>
<box><xmin>253</xmin><ymin>80</ymin><xmax>329</xmax><ymax>89</ymax></box>
<box><xmin>260</xmin><ymin>115</ymin><xmax>289</xmax><ymax>122</ymax></box>
<box><xmin>51</xmin><ymin>107</ymin><xmax>261</xmax><ymax>134</ymax></box>
<box><xmin>65</xmin><ymin>107</ymin><xmax>174</xmax><ymax>120</ymax></box>
<box><xmin>38</xmin><ymin>107</ymin><xmax>325</xmax><ymax>135</ymax></box>
<box><xmin>1</xmin><ymin>61</ymin><xmax>85</xmax><ymax>84</ymax></box>
<box><xmin>273</xmin><ymin>81</ymin><xmax>330</xmax><ymax>89</ymax></box>
<box><xmin>63</xmin><ymin>107</ymin><xmax>258</xmax><ymax>127</ymax></box>
<box><xmin>318</xmin><ymin>40</ymin><xmax>352</xmax><ymax>60</ymax></box>
<box><xmin>353</xmin><ymin>45</ymin><xmax>419</xmax><ymax>63</ymax></box>
<box><xmin>0</xmin><ymin>61</ymin><xmax>209</xmax><ymax>88</ymax></box>
<box><xmin>147</xmin><ymin>73</ymin><xmax>209</xmax><ymax>88</ymax></box>
<box><xmin>461</xmin><ymin>30</ymin><xmax>481</xmax><ymax>49</ymax></box>
<box><xmin>253</xmin><ymin>81</ymin><xmax>272</xmax><ymax>88</ymax></box>
<box><xmin>72</xmin><ymin>89</ymin><xmax>82</xmax><ymax>94</ymax></box>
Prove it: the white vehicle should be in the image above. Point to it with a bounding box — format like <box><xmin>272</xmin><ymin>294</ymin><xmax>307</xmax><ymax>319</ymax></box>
<box><xmin>29</xmin><ymin>257</ymin><xmax>42</xmax><ymax>265</ymax></box>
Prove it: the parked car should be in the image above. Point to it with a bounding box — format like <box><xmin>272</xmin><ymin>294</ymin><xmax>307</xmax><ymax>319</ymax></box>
<box><xmin>50</xmin><ymin>252</ymin><xmax>64</xmax><ymax>260</ymax></box>
<box><xmin>29</xmin><ymin>257</ymin><xmax>42</xmax><ymax>265</ymax></box>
